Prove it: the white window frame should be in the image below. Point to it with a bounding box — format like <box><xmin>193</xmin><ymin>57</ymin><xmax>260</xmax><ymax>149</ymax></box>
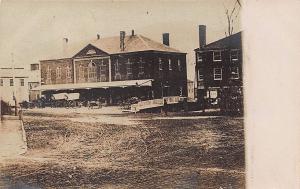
<box><xmin>159</xmin><ymin>58</ymin><xmax>163</xmax><ymax>71</ymax></box>
<box><xmin>231</xmin><ymin>67</ymin><xmax>239</xmax><ymax>79</ymax></box>
<box><xmin>177</xmin><ymin>59</ymin><xmax>182</xmax><ymax>71</ymax></box>
<box><xmin>138</xmin><ymin>57</ymin><xmax>145</xmax><ymax>76</ymax></box>
<box><xmin>213</xmin><ymin>68</ymin><xmax>222</xmax><ymax>80</ymax></box>
<box><xmin>88</xmin><ymin>61</ymin><xmax>97</xmax><ymax>81</ymax></box>
<box><xmin>231</xmin><ymin>49</ymin><xmax>239</xmax><ymax>61</ymax></box>
<box><xmin>197</xmin><ymin>52</ymin><xmax>203</xmax><ymax>62</ymax></box>
<box><xmin>126</xmin><ymin>58</ymin><xmax>132</xmax><ymax>75</ymax></box>
<box><xmin>46</xmin><ymin>66</ymin><xmax>51</xmax><ymax>83</ymax></box>
<box><xmin>198</xmin><ymin>70</ymin><xmax>204</xmax><ymax>81</ymax></box>
<box><xmin>115</xmin><ymin>59</ymin><xmax>120</xmax><ymax>74</ymax></box>
<box><xmin>79</xmin><ymin>65</ymin><xmax>85</xmax><ymax>79</ymax></box>
<box><xmin>168</xmin><ymin>59</ymin><xmax>172</xmax><ymax>70</ymax></box>
<box><xmin>99</xmin><ymin>60</ymin><xmax>107</xmax><ymax>81</ymax></box>
<box><xmin>66</xmin><ymin>66</ymin><xmax>72</xmax><ymax>79</ymax></box>
<box><xmin>114</xmin><ymin>59</ymin><xmax>121</xmax><ymax>80</ymax></box>
<box><xmin>56</xmin><ymin>67</ymin><xmax>62</xmax><ymax>79</ymax></box>
<box><xmin>213</xmin><ymin>51</ymin><xmax>222</xmax><ymax>62</ymax></box>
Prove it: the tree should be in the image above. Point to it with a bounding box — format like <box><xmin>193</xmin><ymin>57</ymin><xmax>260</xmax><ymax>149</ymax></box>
<box><xmin>224</xmin><ymin>0</ymin><xmax>241</xmax><ymax>36</ymax></box>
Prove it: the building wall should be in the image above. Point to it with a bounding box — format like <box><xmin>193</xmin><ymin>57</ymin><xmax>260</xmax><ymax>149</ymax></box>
<box><xmin>74</xmin><ymin>57</ymin><xmax>110</xmax><ymax>83</ymax></box>
<box><xmin>40</xmin><ymin>58</ymin><xmax>73</xmax><ymax>85</ymax></box>
<box><xmin>151</xmin><ymin>52</ymin><xmax>187</xmax><ymax>98</ymax></box>
<box><xmin>0</xmin><ymin>77</ymin><xmax>29</xmax><ymax>105</ymax></box>
<box><xmin>196</xmin><ymin>49</ymin><xmax>243</xmax><ymax>89</ymax></box>
<box><xmin>40</xmin><ymin>50</ymin><xmax>187</xmax><ymax>99</ymax></box>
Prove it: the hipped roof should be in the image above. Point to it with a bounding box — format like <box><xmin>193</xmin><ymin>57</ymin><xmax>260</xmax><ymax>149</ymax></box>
<box><xmin>42</xmin><ymin>34</ymin><xmax>184</xmax><ymax>61</ymax></box>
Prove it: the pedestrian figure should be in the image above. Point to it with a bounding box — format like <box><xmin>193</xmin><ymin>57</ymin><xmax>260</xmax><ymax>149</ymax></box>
<box><xmin>163</xmin><ymin>99</ymin><xmax>168</xmax><ymax>116</ymax></box>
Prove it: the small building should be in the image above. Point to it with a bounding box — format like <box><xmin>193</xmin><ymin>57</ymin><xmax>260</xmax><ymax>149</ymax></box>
<box><xmin>0</xmin><ymin>67</ymin><xmax>29</xmax><ymax>105</ymax></box>
<box><xmin>195</xmin><ymin>25</ymin><xmax>243</xmax><ymax>112</ymax></box>
<box><xmin>37</xmin><ymin>31</ymin><xmax>187</xmax><ymax>105</ymax></box>
<box><xmin>28</xmin><ymin>63</ymin><xmax>41</xmax><ymax>101</ymax></box>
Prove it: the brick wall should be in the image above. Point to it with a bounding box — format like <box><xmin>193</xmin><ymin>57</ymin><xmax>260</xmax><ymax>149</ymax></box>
<box><xmin>74</xmin><ymin>58</ymin><xmax>109</xmax><ymax>83</ymax></box>
<box><xmin>40</xmin><ymin>58</ymin><xmax>73</xmax><ymax>85</ymax></box>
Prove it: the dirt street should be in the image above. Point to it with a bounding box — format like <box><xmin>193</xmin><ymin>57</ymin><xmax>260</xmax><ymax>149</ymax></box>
<box><xmin>0</xmin><ymin>108</ymin><xmax>244</xmax><ymax>188</ymax></box>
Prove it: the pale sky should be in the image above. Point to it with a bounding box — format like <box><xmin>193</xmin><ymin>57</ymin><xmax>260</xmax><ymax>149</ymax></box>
<box><xmin>0</xmin><ymin>0</ymin><xmax>241</xmax><ymax>79</ymax></box>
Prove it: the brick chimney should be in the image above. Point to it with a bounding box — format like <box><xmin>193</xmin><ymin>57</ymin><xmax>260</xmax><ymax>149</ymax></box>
<box><xmin>120</xmin><ymin>31</ymin><xmax>126</xmax><ymax>51</ymax></box>
<box><xmin>131</xmin><ymin>30</ymin><xmax>135</xmax><ymax>36</ymax></box>
<box><xmin>199</xmin><ymin>25</ymin><xmax>206</xmax><ymax>48</ymax></box>
<box><xmin>97</xmin><ymin>34</ymin><xmax>100</xmax><ymax>40</ymax></box>
<box><xmin>162</xmin><ymin>33</ymin><xmax>169</xmax><ymax>46</ymax></box>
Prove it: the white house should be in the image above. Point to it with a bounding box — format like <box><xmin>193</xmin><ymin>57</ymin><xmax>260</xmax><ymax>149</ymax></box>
<box><xmin>0</xmin><ymin>67</ymin><xmax>29</xmax><ymax>105</ymax></box>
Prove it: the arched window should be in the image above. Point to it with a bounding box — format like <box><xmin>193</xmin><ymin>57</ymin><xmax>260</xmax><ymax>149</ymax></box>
<box><xmin>88</xmin><ymin>61</ymin><xmax>96</xmax><ymax>81</ymax></box>
<box><xmin>66</xmin><ymin>66</ymin><xmax>72</xmax><ymax>81</ymax></box>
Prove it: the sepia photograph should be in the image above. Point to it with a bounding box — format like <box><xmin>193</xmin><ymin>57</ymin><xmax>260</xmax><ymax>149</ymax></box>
<box><xmin>0</xmin><ymin>0</ymin><xmax>245</xmax><ymax>188</ymax></box>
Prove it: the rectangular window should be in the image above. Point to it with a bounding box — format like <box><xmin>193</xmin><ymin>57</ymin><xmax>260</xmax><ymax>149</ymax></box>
<box><xmin>197</xmin><ymin>53</ymin><xmax>203</xmax><ymax>62</ymax></box>
<box><xmin>138</xmin><ymin>57</ymin><xmax>145</xmax><ymax>76</ymax></box>
<box><xmin>46</xmin><ymin>66</ymin><xmax>52</xmax><ymax>84</ymax></box>
<box><xmin>114</xmin><ymin>59</ymin><xmax>121</xmax><ymax>80</ymax></box>
<box><xmin>79</xmin><ymin>65</ymin><xmax>85</xmax><ymax>79</ymax></box>
<box><xmin>100</xmin><ymin>60</ymin><xmax>107</xmax><ymax>81</ymax></box>
<box><xmin>168</xmin><ymin>59</ymin><xmax>172</xmax><ymax>70</ymax></box>
<box><xmin>231</xmin><ymin>67</ymin><xmax>239</xmax><ymax>79</ymax></box>
<box><xmin>56</xmin><ymin>67</ymin><xmax>62</xmax><ymax>79</ymax></box>
<box><xmin>231</xmin><ymin>49</ymin><xmax>239</xmax><ymax>61</ymax></box>
<box><xmin>214</xmin><ymin>68</ymin><xmax>222</xmax><ymax>80</ymax></box>
<box><xmin>115</xmin><ymin>59</ymin><xmax>120</xmax><ymax>73</ymax></box>
<box><xmin>178</xmin><ymin>59</ymin><xmax>182</xmax><ymax>71</ymax></box>
<box><xmin>66</xmin><ymin>66</ymin><xmax>72</xmax><ymax>79</ymax></box>
<box><xmin>20</xmin><ymin>79</ymin><xmax>24</xmax><ymax>86</ymax></box>
<box><xmin>0</xmin><ymin>79</ymin><xmax>3</xmax><ymax>86</ymax></box>
<box><xmin>126</xmin><ymin>58</ymin><xmax>132</xmax><ymax>75</ymax></box>
<box><xmin>198</xmin><ymin>70</ymin><xmax>204</xmax><ymax>81</ymax></box>
<box><xmin>159</xmin><ymin>58</ymin><xmax>163</xmax><ymax>70</ymax></box>
<box><xmin>88</xmin><ymin>63</ymin><xmax>97</xmax><ymax>81</ymax></box>
<box><xmin>213</xmin><ymin>51</ymin><xmax>222</xmax><ymax>62</ymax></box>
<box><xmin>10</xmin><ymin>79</ymin><xmax>14</xmax><ymax>86</ymax></box>
<box><xmin>31</xmin><ymin>64</ymin><xmax>39</xmax><ymax>71</ymax></box>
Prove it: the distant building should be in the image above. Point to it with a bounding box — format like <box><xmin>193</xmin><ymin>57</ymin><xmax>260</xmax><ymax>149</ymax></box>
<box><xmin>0</xmin><ymin>67</ymin><xmax>29</xmax><ymax>105</ymax></box>
<box><xmin>195</xmin><ymin>25</ymin><xmax>243</xmax><ymax>110</ymax></box>
<box><xmin>187</xmin><ymin>80</ymin><xmax>196</xmax><ymax>102</ymax></box>
<box><xmin>28</xmin><ymin>63</ymin><xmax>41</xmax><ymax>101</ymax></box>
<box><xmin>37</xmin><ymin>31</ymin><xmax>187</xmax><ymax>104</ymax></box>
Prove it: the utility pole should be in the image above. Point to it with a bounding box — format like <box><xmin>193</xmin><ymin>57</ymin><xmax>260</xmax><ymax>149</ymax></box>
<box><xmin>12</xmin><ymin>53</ymin><xmax>17</xmax><ymax>116</ymax></box>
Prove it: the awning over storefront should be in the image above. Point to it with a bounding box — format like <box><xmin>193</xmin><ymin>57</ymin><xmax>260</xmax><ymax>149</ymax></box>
<box><xmin>33</xmin><ymin>79</ymin><xmax>153</xmax><ymax>91</ymax></box>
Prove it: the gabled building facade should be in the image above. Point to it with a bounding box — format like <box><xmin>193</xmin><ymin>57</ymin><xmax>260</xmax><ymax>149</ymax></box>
<box><xmin>38</xmin><ymin>31</ymin><xmax>187</xmax><ymax>104</ymax></box>
<box><xmin>195</xmin><ymin>25</ymin><xmax>243</xmax><ymax>112</ymax></box>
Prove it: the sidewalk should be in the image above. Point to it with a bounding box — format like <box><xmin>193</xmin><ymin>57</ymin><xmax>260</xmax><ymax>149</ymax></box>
<box><xmin>0</xmin><ymin>116</ymin><xmax>27</xmax><ymax>159</ymax></box>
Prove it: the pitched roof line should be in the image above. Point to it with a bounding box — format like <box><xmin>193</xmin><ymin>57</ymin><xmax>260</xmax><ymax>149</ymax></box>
<box><xmin>136</xmin><ymin>34</ymin><xmax>151</xmax><ymax>50</ymax></box>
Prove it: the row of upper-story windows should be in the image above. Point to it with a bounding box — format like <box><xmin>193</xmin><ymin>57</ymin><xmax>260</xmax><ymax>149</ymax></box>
<box><xmin>46</xmin><ymin>66</ymin><xmax>72</xmax><ymax>80</ymax></box>
<box><xmin>0</xmin><ymin>78</ymin><xmax>25</xmax><ymax>87</ymax></box>
<box><xmin>198</xmin><ymin>67</ymin><xmax>240</xmax><ymax>81</ymax></box>
<box><xmin>158</xmin><ymin>58</ymin><xmax>182</xmax><ymax>71</ymax></box>
<box><xmin>45</xmin><ymin>57</ymin><xmax>184</xmax><ymax>82</ymax></box>
<box><xmin>213</xmin><ymin>67</ymin><xmax>239</xmax><ymax>80</ymax></box>
<box><xmin>197</xmin><ymin>49</ymin><xmax>240</xmax><ymax>62</ymax></box>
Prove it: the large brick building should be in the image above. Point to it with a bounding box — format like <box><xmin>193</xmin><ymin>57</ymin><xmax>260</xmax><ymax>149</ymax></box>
<box><xmin>38</xmin><ymin>31</ymin><xmax>187</xmax><ymax>104</ymax></box>
<box><xmin>195</xmin><ymin>25</ymin><xmax>243</xmax><ymax>111</ymax></box>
